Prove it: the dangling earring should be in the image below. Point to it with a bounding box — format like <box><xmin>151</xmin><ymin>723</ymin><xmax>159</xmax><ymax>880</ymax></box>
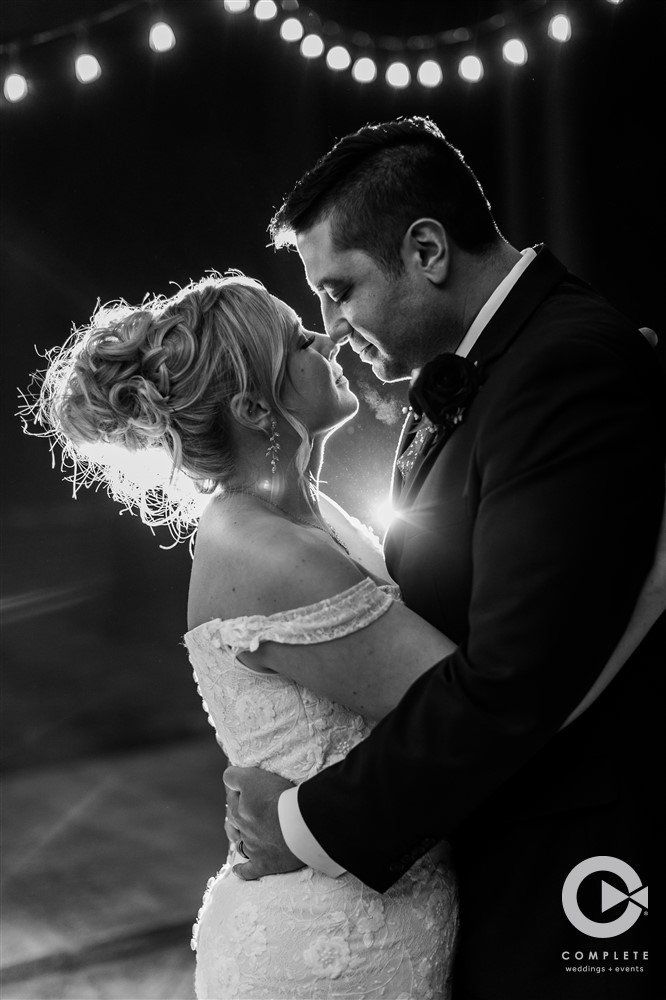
<box><xmin>266</xmin><ymin>417</ymin><xmax>280</xmax><ymax>475</ymax></box>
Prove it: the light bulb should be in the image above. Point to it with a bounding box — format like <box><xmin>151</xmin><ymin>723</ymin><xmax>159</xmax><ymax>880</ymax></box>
<box><xmin>502</xmin><ymin>38</ymin><xmax>527</xmax><ymax>65</ymax></box>
<box><xmin>386</xmin><ymin>61</ymin><xmax>410</xmax><ymax>89</ymax></box>
<box><xmin>352</xmin><ymin>57</ymin><xmax>377</xmax><ymax>83</ymax></box>
<box><xmin>280</xmin><ymin>18</ymin><xmax>303</xmax><ymax>42</ymax></box>
<box><xmin>3</xmin><ymin>73</ymin><xmax>28</xmax><ymax>102</ymax></box>
<box><xmin>300</xmin><ymin>34</ymin><xmax>324</xmax><ymax>59</ymax></box>
<box><xmin>548</xmin><ymin>15</ymin><xmax>572</xmax><ymax>42</ymax></box>
<box><xmin>458</xmin><ymin>55</ymin><xmax>483</xmax><ymax>82</ymax></box>
<box><xmin>326</xmin><ymin>46</ymin><xmax>351</xmax><ymax>71</ymax></box>
<box><xmin>75</xmin><ymin>53</ymin><xmax>102</xmax><ymax>84</ymax></box>
<box><xmin>254</xmin><ymin>0</ymin><xmax>277</xmax><ymax>21</ymax></box>
<box><xmin>149</xmin><ymin>22</ymin><xmax>176</xmax><ymax>52</ymax></box>
<box><xmin>417</xmin><ymin>60</ymin><xmax>443</xmax><ymax>87</ymax></box>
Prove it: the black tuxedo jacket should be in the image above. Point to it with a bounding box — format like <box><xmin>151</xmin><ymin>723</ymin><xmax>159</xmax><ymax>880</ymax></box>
<box><xmin>298</xmin><ymin>248</ymin><xmax>665</xmax><ymax>999</ymax></box>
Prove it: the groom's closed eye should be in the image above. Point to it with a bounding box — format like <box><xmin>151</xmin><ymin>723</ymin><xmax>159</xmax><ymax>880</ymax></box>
<box><xmin>316</xmin><ymin>278</ymin><xmax>350</xmax><ymax>303</ymax></box>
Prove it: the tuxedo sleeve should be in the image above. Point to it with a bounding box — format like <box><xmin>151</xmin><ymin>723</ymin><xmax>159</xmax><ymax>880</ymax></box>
<box><xmin>296</xmin><ymin>321</ymin><xmax>666</xmax><ymax>892</ymax></box>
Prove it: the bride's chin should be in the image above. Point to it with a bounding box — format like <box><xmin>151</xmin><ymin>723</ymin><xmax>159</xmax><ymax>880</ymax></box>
<box><xmin>341</xmin><ymin>395</ymin><xmax>360</xmax><ymax>421</ymax></box>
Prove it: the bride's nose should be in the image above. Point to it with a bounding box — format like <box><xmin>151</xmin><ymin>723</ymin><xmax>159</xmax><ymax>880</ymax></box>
<box><xmin>313</xmin><ymin>333</ymin><xmax>339</xmax><ymax>361</ymax></box>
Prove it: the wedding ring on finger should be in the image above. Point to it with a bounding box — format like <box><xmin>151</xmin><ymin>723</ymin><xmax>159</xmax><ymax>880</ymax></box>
<box><xmin>237</xmin><ymin>840</ymin><xmax>249</xmax><ymax>860</ymax></box>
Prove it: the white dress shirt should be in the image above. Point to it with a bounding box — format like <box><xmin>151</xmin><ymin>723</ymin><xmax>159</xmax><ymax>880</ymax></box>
<box><xmin>278</xmin><ymin>247</ymin><xmax>538</xmax><ymax>877</ymax></box>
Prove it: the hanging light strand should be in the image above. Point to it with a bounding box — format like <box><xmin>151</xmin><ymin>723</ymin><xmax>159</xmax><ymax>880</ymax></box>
<box><xmin>241</xmin><ymin>0</ymin><xmax>558</xmax><ymax>88</ymax></box>
<box><xmin>1</xmin><ymin>0</ymin><xmax>628</xmax><ymax>103</ymax></box>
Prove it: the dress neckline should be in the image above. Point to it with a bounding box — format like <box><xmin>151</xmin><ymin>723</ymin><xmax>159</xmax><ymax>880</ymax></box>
<box><xmin>184</xmin><ymin>577</ymin><xmax>397</xmax><ymax>639</ymax></box>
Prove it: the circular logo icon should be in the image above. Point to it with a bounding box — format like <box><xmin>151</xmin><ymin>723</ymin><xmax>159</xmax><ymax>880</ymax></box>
<box><xmin>562</xmin><ymin>856</ymin><xmax>648</xmax><ymax>938</ymax></box>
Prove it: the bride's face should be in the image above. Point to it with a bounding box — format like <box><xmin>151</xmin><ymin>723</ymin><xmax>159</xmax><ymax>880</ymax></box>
<box><xmin>281</xmin><ymin>317</ymin><xmax>358</xmax><ymax>436</ymax></box>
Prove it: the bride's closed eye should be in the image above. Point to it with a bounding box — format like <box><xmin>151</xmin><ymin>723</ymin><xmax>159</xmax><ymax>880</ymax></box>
<box><xmin>299</xmin><ymin>334</ymin><xmax>316</xmax><ymax>350</ymax></box>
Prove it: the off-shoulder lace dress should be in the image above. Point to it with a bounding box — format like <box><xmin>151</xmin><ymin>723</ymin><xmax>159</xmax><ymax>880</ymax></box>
<box><xmin>184</xmin><ymin>578</ymin><xmax>458</xmax><ymax>1000</ymax></box>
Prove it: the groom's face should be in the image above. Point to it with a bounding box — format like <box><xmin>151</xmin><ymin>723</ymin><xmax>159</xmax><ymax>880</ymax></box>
<box><xmin>296</xmin><ymin>217</ymin><xmax>438</xmax><ymax>383</ymax></box>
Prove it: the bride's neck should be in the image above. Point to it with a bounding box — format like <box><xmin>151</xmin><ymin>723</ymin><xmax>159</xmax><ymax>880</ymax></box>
<box><xmin>226</xmin><ymin>434</ymin><xmax>327</xmax><ymax>517</ymax></box>
<box><xmin>306</xmin><ymin>436</ymin><xmax>325</xmax><ymax>491</ymax></box>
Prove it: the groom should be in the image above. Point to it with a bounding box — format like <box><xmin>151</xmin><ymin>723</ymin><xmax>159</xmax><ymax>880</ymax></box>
<box><xmin>224</xmin><ymin>117</ymin><xmax>665</xmax><ymax>999</ymax></box>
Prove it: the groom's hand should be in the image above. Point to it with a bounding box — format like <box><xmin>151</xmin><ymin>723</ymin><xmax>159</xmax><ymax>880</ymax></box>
<box><xmin>223</xmin><ymin>766</ymin><xmax>305</xmax><ymax>881</ymax></box>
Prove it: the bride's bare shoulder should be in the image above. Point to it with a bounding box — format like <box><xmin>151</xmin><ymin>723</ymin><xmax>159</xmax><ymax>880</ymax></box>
<box><xmin>187</xmin><ymin>495</ymin><xmax>364</xmax><ymax>629</ymax></box>
<box><xmin>193</xmin><ymin>492</ymin><xmax>272</xmax><ymax>557</ymax></box>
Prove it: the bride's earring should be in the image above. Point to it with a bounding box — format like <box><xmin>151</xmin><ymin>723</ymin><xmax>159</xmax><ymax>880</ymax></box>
<box><xmin>266</xmin><ymin>417</ymin><xmax>280</xmax><ymax>476</ymax></box>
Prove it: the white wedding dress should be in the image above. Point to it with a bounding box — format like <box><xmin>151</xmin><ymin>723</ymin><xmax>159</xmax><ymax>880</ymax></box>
<box><xmin>183</xmin><ymin>503</ymin><xmax>459</xmax><ymax>1000</ymax></box>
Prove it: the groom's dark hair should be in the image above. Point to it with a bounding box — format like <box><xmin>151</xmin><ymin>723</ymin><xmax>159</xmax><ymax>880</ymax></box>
<box><xmin>269</xmin><ymin>116</ymin><xmax>501</xmax><ymax>276</ymax></box>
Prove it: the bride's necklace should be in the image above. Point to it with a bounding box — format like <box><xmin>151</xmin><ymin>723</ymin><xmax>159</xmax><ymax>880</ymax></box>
<box><xmin>225</xmin><ymin>487</ymin><xmax>350</xmax><ymax>555</ymax></box>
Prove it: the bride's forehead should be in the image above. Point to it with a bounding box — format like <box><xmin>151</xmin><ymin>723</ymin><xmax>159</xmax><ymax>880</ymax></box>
<box><xmin>270</xmin><ymin>295</ymin><xmax>300</xmax><ymax>326</ymax></box>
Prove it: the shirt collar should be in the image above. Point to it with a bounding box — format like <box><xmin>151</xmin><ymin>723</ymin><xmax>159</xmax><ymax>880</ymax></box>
<box><xmin>455</xmin><ymin>247</ymin><xmax>537</xmax><ymax>358</ymax></box>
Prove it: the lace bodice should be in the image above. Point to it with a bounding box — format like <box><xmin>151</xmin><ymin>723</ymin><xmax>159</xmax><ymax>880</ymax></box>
<box><xmin>183</xmin><ymin>578</ymin><xmax>458</xmax><ymax>999</ymax></box>
<box><xmin>184</xmin><ymin>579</ymin><xmax>396</xmax><ymax>780</ymax></box>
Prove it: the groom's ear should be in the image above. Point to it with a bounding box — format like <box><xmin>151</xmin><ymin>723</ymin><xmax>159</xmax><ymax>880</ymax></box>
<box><xmin>229</xmin><ymin>393</ymin><xmax>272</xmax><ymax>433</ymax></box>
<box><xmin>401</xmin><ymin>218</ymin><xmax>450</xmax><ymax>286</ymax></box>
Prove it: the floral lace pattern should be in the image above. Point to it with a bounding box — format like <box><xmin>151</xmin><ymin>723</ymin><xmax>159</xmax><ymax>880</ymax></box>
<box><xmin>184</xmin><ymin>578</ymin><xmax>458</xmax><ymax>999</ymax></box>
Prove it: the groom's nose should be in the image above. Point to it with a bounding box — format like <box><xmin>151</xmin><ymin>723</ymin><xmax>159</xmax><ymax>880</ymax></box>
<box><xmin>321</xmin><ymin>298</ymin><xmax>353</xmax><ymax>344</ymax></box>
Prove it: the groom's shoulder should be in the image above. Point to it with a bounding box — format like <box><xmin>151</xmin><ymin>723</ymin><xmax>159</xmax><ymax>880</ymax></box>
<box><xmin>533</xmin><ymin>274</ymin><xmax>634</xmax><ymax>339</ymax></box>
<box><xmin>512</xmin><ymin>278</ymin><xmax>661</xmax><ymax>386</ymax></box>
<box><xmin>475</xmin><ymin>289</ymin><xmax>665</xmax><ymax>434</ymax></box>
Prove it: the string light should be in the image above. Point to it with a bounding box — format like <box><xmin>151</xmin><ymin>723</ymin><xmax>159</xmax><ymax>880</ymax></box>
<box><xmin>3</xmin><ymin>72</ymin><xmax>28</xmax><ymax>102</ymax></box>
<box><xmin>503</xmin><ymin>38</ymin><xmax>528</xmax><ymax>66</ymax></box>
<box><xmin>280</xmin><ymin>18</ymin><xmax>304</xmax><ymax>42</ymax></box>
<box><xmin>459</xmin><ymin>55</ymin><xmax>483</xmax><ymax>82</ymax></box>
<box><xmin>351</xmin><ymin>56</ymin><xmax>377</xmax><ymax>84</ymax></box>
<box><xmin>149</xmin><ymin>21</ymin><xmax>176</xmax><ymax>53</ymax></box>
<box><xmin>326</xmin><ymin>46</ymin><xmax>351</xmax><ymax>72</ymax></box>
<box><xmin>417</xmin><ymin>59</ymin><xmax>443</xmax><ymax>88</ymax></box>
<box><xmin>75</xmin><ymin>52</ymin><xmax>102</xmax><ymax>84</ymax></box>
<box><xmin>253</xmin><ymin>0</ymin><xmax>278</xmax><ymax>22</ymax></box>
<box><xmin>548</xmin><ymin>15</ymin><xmax>572</xmax><ymax>42</ymax></box>
<box><xmin>0</xmin><ymin>0</ymin><xmax>628</xmax><ymax>102</ymax></box>
<box><xmin>386</xmin><ymin>62</ymin><xmax>411</xmax><ymax>89</ymax></box>
<box><xmin>300</xmin><ymin>34</ymin><xmax>324</xmax><ymax>59</ymax></box>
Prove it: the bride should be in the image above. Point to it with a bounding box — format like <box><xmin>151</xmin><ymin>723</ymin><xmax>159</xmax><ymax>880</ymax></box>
<box><xmin>26</xmin><ymin>272</ymin><xmax>460</xmax><ymax>999</ymax></box>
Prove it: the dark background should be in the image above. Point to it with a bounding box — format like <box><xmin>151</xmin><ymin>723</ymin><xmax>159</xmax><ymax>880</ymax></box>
<box><xmin>2</xmin><ymin>0</ymin><xmax>664</xmax><ymax>772</ymax></box>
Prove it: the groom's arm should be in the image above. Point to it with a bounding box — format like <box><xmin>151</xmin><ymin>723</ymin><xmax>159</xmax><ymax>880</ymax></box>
<box><xmin>292</xmin><ymin>320</ymin><xmax>665</xmax><ymax>889</ymax></box>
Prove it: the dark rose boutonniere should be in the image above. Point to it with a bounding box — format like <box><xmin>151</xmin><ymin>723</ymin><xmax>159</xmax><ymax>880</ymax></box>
<box><xmin>408</xmin><ymin>353</ymin><xmax>481</xmax><ymax>432</ymax></box>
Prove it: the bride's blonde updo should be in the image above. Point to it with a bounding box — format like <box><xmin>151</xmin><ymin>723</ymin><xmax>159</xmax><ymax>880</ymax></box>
<box><xmin>22</xmin><ymin>273</ymin><xmax>308</xmax><ymax>539</ymax></box>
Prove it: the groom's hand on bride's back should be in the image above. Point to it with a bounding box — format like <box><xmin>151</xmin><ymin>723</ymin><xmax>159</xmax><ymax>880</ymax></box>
<box><xmin>223</xmin><ymin>766</ymin><xmax>305</xmax><ymax>880</ymax></box>
<box><xmin>640</xmin><ymin>327</ymin><xmax>658</xmax><ymax>347</ymax></box>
